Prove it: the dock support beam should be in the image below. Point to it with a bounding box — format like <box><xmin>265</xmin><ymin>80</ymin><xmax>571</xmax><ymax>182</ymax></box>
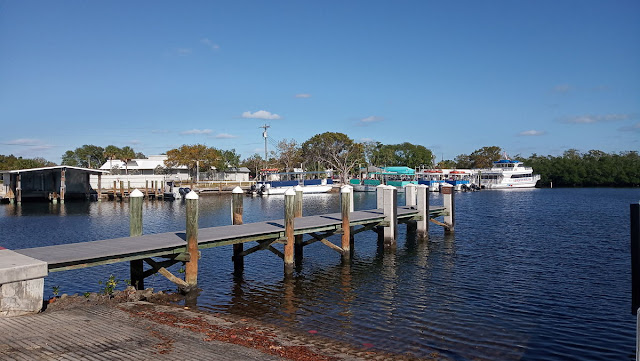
<box><xmin>231</xmin><ymin>187</ymin><xmax>244</xmax><ymax>273</ymax></box>
<box><xmin>442</xmin><ymin>184</ymin><xmax>455</xmax><ymax>233</ymax></box>
<box><xmin>341</xmin><ymin>186</ymin><xmax>351</xmax><ymax>258</ymax></box>
<box><xmin>294</xmin><ymin>185</ymin><xmax>304</xmax><ymax>263</ymax></box>
<box><xmin>383</xmin><ymin>185</ymin><xmax>398</xmax><ymax>249</ymax></box>
<box><xmin>129</xmin><ymin>189</ymin><xmax>144</xmax><ymax>289</ymax></box>
<box><xmin>284</xmin><ymin>188</ymin><xmax>296</xmax><ymax>274</ymax></box>
<box><xmin>417</xmin><ymin>185</ymin><xmax>429</xmax><ymax>240</ymax></box>
<box><xmin>185</xmin><ymin>191</ymin><xmax>199</xmax><ymax>289</ymax></box>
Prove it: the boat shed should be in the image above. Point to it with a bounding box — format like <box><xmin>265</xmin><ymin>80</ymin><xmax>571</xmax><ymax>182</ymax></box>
<box><xmin>1</xmin><ymin>166</ymin><xmax>109</xmax><ymax>203</ymax></box>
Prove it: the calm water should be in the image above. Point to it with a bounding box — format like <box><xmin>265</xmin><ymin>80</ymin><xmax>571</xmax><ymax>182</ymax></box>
<box><xmin>1</xmin><ymin>188</ymin><xmax>638</xmax><ymax>360</ymax></box>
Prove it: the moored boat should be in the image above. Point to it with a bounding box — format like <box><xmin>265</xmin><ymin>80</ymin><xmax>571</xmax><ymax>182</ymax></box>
<box><xmin>479</xmin><ymin>159</ymin><xmax>540</xmax><ymax>189</ymax></box>
<box><xmin>252</xmin><ymin>169</ymin><xmax>334</xmax><ymax>195</ymax></box>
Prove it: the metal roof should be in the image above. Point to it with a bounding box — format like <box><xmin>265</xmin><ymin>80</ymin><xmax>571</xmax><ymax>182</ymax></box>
<box><xmin>0</xmin><ymin>166</ymin><xmax>109</xmax><ymax>175</ymax></box>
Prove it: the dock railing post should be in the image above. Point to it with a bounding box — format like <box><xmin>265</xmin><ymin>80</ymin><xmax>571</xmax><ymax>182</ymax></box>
<box><xmin>341</xmin><ymin>185</ymin><xmax>351</xmax><ymax>258</ymax></box>
<box><xmin>405</xmin><ymin>183</ymin><xmax>417</xmax><ymax>207</ymax></box>
<box><xmin>442</xmin><ymin>184</ymin><xmax>455</xmax><ymax>233</ymax></box>
<box><xmin>232</xmin><ymin>186</ymin><xmax>244</xmax><ymax>273</ymax></box>
<box><xmin>284</xmin><ymin>188</ymin><xmax>296</xmax><ymax>274</ymax></box>
<box><xmin>294</xmin><ymin>185</ymin><xmax>304</xmax><ymax>263</ymax></box>
<box><xmin>416</xmin><ymin>185</ymin><xmax>429</xmax><ymax>240</ymax></box>
<box><xmin>129</xmin><ymin>189</ymin><xmax>144</xmax><ymax>289</ymax></box>
<box><xmin>383</xmin><ymin>185</ymin><xmax>398</xmax><ymax>249</ymax></box>
<box><xmin>185</xmin><ymin>191</ymin><xmax>199</xmax><ymax>289</ymax></box>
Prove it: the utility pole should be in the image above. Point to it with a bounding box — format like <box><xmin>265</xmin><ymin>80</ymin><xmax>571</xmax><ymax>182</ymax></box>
<box><xmin>259</xmin><ymin>124</ymin><xmax>270</xmax><ymax>171</ymax></box>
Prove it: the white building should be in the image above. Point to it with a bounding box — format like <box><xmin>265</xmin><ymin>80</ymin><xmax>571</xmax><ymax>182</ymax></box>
<box><xmin>100</xmin><ymin>155</ymin><xmax>189</xmax><ymax>177</ymax></box>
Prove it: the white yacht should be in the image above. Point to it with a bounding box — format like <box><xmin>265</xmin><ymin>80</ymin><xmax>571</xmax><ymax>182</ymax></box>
<box><xmin>479</xmin><ymin>159</ymin><xmax>540</xmax><ymax>189</ymax></box>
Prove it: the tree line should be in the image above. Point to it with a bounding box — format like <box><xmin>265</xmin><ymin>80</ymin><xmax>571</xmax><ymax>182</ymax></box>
<box><xmin>2</xmin><ymin>134</ymin><xmax>638</xmax><ymax>187</ymax></box>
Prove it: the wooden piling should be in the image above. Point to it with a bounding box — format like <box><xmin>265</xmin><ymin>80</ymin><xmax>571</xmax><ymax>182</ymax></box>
<box><xmin>405</xmin><ymin>183</ymin><xmax>417</xmax><ymax>207</ymax></box>
<box><xmin>294</xmin><ymin>185</ymin><xmax>304</xmax><ymax>262</ymax></box>
<box><xmin>383</xmin><ymin>185</ymin><xmax>398</xmax><ymax>249</ymax></box>
<box><xmin>97</xmin><ymin>174</ymin><xmax>102</xmax><ymax>201</ymax></box>
<box><xmin>60</xmin><ymin>169</ymin><xmax>66</xmax><ymax>204</ymax></box>
<box><xmin>442</xmin><ymin>184</ymin><xmax>455</xmax><ymax>233</ymax></box>
<box><xmin>231</xmin><ymin>186</ymin><xmax>244</xmax><ymax>272</ymax></box>
<box><xmin>416</xmin><ymin>184</ymin><xmax>429</xmax><ymax>240</ymax></box>
<box><xmin>120</xmin><ymin>181</ymin><xmax>124</xmax><ymax>200</ymax></box>
<box><xmin>16</xmin><ymin>173</ymin><xmax>22</xmax><ymax>204</ymax></box>
<box><xmin>341</xmin><ymin>186</ymin><xmax>351</xmax><ymax>257</ymax></box>
<box><xmin>185</xmin><ymin>191</ymin><xmax>199</xmax><ymax>288</ymax></box>
<box><xmin>154</xmin><ymin>181</ymin><xmax>158</xmax><ymax>199</ymax></box>
<box><xmin>376</xmin><ymin>184</ymin><xmax>385</xmax><ymax>209</ymax></box>
<box><xmin>113</xmin><ymin>181</ymin><xmax>117</xmax><ymax>200</ymax></box>
<box><xmin>631</xmin><ymin>202</ymin><xmax>640</xmax><ymax>315</ymax></box>
<box><xmin>284</xmin><ymin>188</ymin><xmax>296</xmax><ymax>274</ymax></box>
<box><xmin>145</xmin><ymin>180</ymin><xmax>149</xmax><ymax>198</ymax></box>
<box><xmin>129</xmin><ymin>189</ymin><xmax>144</xmax><ymax>289</ymax></box>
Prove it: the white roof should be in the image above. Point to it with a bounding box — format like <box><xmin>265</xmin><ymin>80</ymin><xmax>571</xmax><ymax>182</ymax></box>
<box><xmin>1</xmin><ymin>166</ymin><xmax>109</xmax><ymax>175</ymax></box>
<box><xmin>99</xmin><ymin>155</ymin><xmax>187</xmax><ymax>170</ymax></box>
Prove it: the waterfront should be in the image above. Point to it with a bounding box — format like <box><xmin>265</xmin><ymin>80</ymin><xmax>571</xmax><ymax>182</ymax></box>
<box><xmin>0</xmin><ymin>188</ymin><xmax>637</xmax><ymax>360</ymax></box>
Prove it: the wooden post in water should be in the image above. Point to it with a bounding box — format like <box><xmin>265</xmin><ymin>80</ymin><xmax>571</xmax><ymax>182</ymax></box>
<box><xmin>416</xmin><ymin>185</ymin><xmax>429</xmax><ymax>240</ymax></box>
<box><xmin>185</xmin><ymin>191</ymin><xmax>199</xmax><ymax>289</ymax></box>
<box><xmin>120</xmin><ymin>181</ymin><xmax>124</xmax><ymax>201</ymax></box>
<box><xmin>631</xmin><ymin>202</ymin><xmax>640</xmax><ymax>315</ymax></box>
<box><xmin>97</xmin><ymin>173</ymin><xmax>102</xmax><ymax>201</ymax></box>
<box><xmin>405</xmin><ymin>183</ymin><xmax>417</xmax><ymax>207</ymax></box>
<box><xmin>113</xmin><ymin>181</ymin><xmax>117</xmax><ymax>200</ymax></box>
<box><xmin>154</xmin><ymin>181</ymin><xmax>158</xmax><ymax>199</ymax></box>
<box><xmin>231</xmin><ymin>186</ymin><xmax>244</xmax><ymax>273</ymax></box>
<box><xmin>383</xmin><ymin>185</ymin><xmax>397</xmax><ymax>249</ymax></box>
<box><xmin>341</xmin><ymin>185</ymin><xmax>351</xmax><ymax>258</ymax></box>
<box><xmin>129</xmin><ymin>189</ymin><xmax>144</xmax><ymax>289</ymax></box>
<box><xmin>60</xmin><ymin>168</ymin><xmax>66</xmax><ymax>204</ymax></box>
<box><xmin>145</xmin><ymin>180</ymin><xmax>149</xmax><ymax>198</ymax></box>
<box><xmin>294</xmin><ymin>185</ymin><xmax>304</xmax><ymax>262</ymax></box>
<box><xmin>376</xmin><ymin>184</ymin><xmax>385</xmax><ymax>209</ymax></box>
<box><xmin>16</xmin><ymin>173</ymin><xmax>22</xmax><ymax>204</ymax></box>
<box><xmin>442</xmin><ymin>183</ymin><xmax>455</xmax><ymax>233</ymax></box>
<box><xmin>284</xmin><ymin>187</ymin><xmax>296</xmax><ymax>274</ymax></box>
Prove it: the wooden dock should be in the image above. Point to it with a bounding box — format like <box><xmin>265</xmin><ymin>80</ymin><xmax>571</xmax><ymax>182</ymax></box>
<box><xmin>14</xmin><ymin>206</ymin><xmax>444</xmax><ymax>272</ymax></box>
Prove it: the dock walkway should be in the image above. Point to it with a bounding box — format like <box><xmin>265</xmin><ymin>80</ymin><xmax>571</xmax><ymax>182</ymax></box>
<box><xmin>15</xmin><ymin>206</ymin><xmax>443</xmax><ymax>272</ymax></box>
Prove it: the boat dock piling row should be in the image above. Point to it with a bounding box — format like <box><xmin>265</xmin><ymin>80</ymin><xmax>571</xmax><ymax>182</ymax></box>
<box><xmin>0</xmin><ymin>184</ymin><xmax>455</xmax><ymax>317</ymax></box>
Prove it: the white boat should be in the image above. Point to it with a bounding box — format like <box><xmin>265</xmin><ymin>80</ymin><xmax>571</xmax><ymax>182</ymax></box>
<box><xmin>479</xmin><ymin>159</ymin><xmax>540</xmax><ymax>189</ymax></box>
<box><xmin>252</xmin><ymin>169</ymin><xmax>334</xmax><ymax>195</ymax></box>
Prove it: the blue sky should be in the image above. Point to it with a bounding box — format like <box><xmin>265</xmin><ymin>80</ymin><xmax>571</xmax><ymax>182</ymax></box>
<box><xmin>1</xmin><ymin>1</ymin><xmax>638</xmax><ymax>163</ymax></box>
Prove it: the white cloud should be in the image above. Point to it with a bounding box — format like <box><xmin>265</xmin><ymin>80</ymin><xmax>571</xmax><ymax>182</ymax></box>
<box><xmin>553</xmin><ymin>84</ymin><xmax>572</xmax><ymax>93</ymax></box>
<box><xmin>215</xmin><ymin>133</ymin><xmax>237</xmax><ymax>139</ymax></box>
<box><xmin>201</xmin><ymin>38</ymin><xmax>220</xmax><ymax>50</ymax></box>
<box><xmin>242</xmin><ymin>110</ymin><xmax>282</xmax><ymax>120</ymax></box>
<box><xmin>360</xmin><ymin>138</ymin><xmax>375</xmax><ymax>142</ymax></box>
<box><xmin>5</xmin><ymin>138</ymin><xmax>41</xmax><ymax>145</ymax></box>
<box><xmin>295</xmin><ymin>93</ymin><xmax>311</xmax><ymax>98</ymax></box>
<box><xmin>518</xmin><ymin>130</ymin><xmax>546</xmax><ymax>136</ymax></box>
<box><xmin>180</xmin><ymin>129</ymin><xmax>213</xmax><ymax>135</ymax></box>
<box><xmin>562</xmin><ymin>113</ymin><xmax>634</xmax><ymax>124</ymax></box>
<box><xmin>360</xmin><ymin>116</ymin><xmax>384</xmax><ymax>123</ymax></box>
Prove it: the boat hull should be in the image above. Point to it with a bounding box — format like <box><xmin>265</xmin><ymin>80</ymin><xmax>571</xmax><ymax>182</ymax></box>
<box><xmin>264</xmin><ymin>185</ymin><xmax>333</xmax><ymax>195</ymax></box>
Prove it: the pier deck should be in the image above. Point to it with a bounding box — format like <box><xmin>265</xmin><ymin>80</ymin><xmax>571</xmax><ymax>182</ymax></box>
<box><xmin>15</xmin><ymin>206</ymin><xmax>445</xmax><ymax>272</ymax></box>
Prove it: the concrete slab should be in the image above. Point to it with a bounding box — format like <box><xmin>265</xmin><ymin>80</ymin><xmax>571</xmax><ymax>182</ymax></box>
<box><xmin>0</xmin><ymin>249</ymin><xmax>48</xmax><ymax>284</ymax></box>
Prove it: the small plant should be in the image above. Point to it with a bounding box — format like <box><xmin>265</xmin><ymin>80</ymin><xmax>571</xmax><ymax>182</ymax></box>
<box><xmin>52</xmin><ymin>286</ymin><xmax>60</xmax><ymax>297</ymax></box>
<box><xmin>178</xmin><ymin>267</ymin><xmax>185</xmax><ymax>274</ymax></box>
<box><xmin>99</xmin><ymin>274</ymin><xmax>120</xmax><ymax>295</ymax></box>
<box><xmin>84</xmin><ymin>292</ymin><xmax>91</xmax><ymax>298</ymax></box>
